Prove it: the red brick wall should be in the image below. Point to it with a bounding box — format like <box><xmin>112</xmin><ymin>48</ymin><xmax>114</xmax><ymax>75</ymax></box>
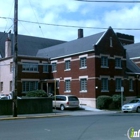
<box><xmin>52</xmin><ymin>52</ymin><xmax>96</xmax><ymax>98</ymax></box>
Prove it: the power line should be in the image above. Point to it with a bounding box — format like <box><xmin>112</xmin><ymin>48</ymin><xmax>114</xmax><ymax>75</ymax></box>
<box><xmin>28</xmin><ymin>0</ymin><xmax>45</xmax><ymax>37</ymax></box>
<box><xmin>0</xmin><ymin>16</ymin><xmax>140</xmax><ymax>31</ymax></box>
<box><xmin>75</xmin><ymin>0</ymin><xmax>140</xmax><ymax>3</ymax></box>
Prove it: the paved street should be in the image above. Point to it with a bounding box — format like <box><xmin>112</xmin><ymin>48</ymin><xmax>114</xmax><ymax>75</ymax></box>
<box><xmin>0</xmin><ymin>112</ymin><xmax>140</xmax><ymax>140</ymax></box>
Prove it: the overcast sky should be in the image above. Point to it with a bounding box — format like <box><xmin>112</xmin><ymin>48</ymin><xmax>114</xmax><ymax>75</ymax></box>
<box><xmin>0</xmin><ymin>0</ymin><xmax>140</xmax><ymax>43</ymax></box>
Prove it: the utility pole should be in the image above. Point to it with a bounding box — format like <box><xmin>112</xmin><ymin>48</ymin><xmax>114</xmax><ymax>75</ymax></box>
<box><xmin>13</xmin><ymin>0</ymin><xmax>18</xmax><ymax>117</ymax></box>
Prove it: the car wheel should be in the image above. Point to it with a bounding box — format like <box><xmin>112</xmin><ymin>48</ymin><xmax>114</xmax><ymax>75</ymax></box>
<box><xmin>60</xmin><ymin>105</ymin><xmax>65</xmax><ymax>111</ymax></box>
<box><xmin>136</xmin><ymin>107</ymin><xmax>140</xmax><ymax>113</ymax></box>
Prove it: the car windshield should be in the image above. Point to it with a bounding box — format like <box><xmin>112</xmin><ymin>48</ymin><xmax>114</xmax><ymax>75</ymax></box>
<box><xmin>129</xmin><ymin>99</ymin><xmax>140</xmax><ymax>103</ymax></box>
<box><xmin>68</xmin><ymin>96</ymin><xmax>78</xmax><ymax>101</ymax></box>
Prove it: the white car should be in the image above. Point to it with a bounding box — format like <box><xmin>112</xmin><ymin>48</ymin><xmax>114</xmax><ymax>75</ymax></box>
<box><xmin>121</xmin><ymin>98</ymin><xmax>140</xmax><ymax>113</ymax></box>
<box><xmin>53</xmin><ymin>95</ymin><xmax>79</xmax><ymax>111</ymax></box>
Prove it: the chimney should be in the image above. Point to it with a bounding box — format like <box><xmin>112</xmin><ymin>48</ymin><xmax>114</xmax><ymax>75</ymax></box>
<box><xmin>78</xmin><ymin>29</ymin><xmax>83</xmax><ymax>39</ymax></box>
<box><xmin>5</xmin><ymin>31</ymin><xmax>11</xmax><ymax>58</ymax></box>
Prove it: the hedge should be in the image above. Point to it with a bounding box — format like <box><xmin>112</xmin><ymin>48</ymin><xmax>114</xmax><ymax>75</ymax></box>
<box><xmin>96</xmin><ymin>95</ymin><xmax>112</xmax><ymax>109</ymax></box>
<box><xmin>26</xmin><ymin>90</ymin><xmax>47</xmax><ymax>97</ymax></box>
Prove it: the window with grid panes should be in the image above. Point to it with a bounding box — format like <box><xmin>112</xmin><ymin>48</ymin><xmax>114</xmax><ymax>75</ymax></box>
<box><xmin>101</xmin><ymin>56</ymin><xmax>108</xmax><ymax>67</ymax></box>
<box><xmin>116</xmin><ymin>78</ymin><xmax>122</xmax><ymax>91</ymax></box>
<box><xmin>80</xmin><ymin>57</ymin><xmax>87</xmax><ymax>68</ymax></box>
<box><xmin>43</xmin><ymin>63</ymin><xmax>49</xmax><ymax>73</ymax></box>
<box><xmin>22</xmin><ymin>62</ymin><xmax>38</xmax><ymax>72</ymax></box>
<box><xmin>52</xmin><ymin>62</ymin><xmax>57</xmax><ymax>72</ymax></box>
<box><xmin>80</xmin><ymin>78</ymin><xmax>87</xmax><ymax>91</ymax></box>
<box><xmin>101</xmin><ymin>78</ymin><xmax>108</xmax><ymax>91</ymax></box>
<box><xmin>65</xmin><ymin>80</ymin><xmax>71</xmax><ymax>92</ymax></box>
<box><xmin>115</xmin><ymin>58</ymin><xmax>121</xmax><ymax>68</ymax></box>
<box><xmin>22</xmin><ymin>81</ymin><xmax>38</xmax><ymax>93</ymax></box>
<box><xmin>65</xmin><ymin>60</ymin><xmax>70</xmax><ymax>70</ymax></box>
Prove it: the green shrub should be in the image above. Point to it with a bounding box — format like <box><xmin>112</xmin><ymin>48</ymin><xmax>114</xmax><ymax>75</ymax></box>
<box><xmin>112</xmin><ymin>94</ymin><xmax>126</xmax><ymax>108</ymax></box>
<box><xmin>97</xmin><ymin>95</ymin><xmax>112</xmax><ymax>109</ymax></box>
<box><xmin>26</xmin><ymin>90</ymin><xmax>47</xmax><ymax>97</ymax></box>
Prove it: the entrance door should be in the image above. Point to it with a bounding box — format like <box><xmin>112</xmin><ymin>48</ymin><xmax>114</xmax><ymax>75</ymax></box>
<box><xmin>48</xmin><ymin>83</ymin><xmax>54</xmax><ymax>95</ymax></box>
<box><xmin>42</xmin><ymin>83</ymin><xmax>47</xmax><ymax>92</ymax></box>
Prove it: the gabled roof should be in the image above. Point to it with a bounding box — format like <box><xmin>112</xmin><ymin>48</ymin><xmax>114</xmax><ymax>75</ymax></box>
<box><xmin>36</xmin><ymin>32</ymin><xmax>105</xmax><ymax>59</ymax></box>
<box><xmin>0</xmin><ymin>32</ymin><xmax>65</xmax><ymax>57</ymax></box>
<box><xmin>123</xmin><ymin>43</ymin><xmax>140</xmax><ymax>74</ymax></box>
<box><xmin>124</xmin><ymin>42</ymin><xmax>140</xmax><ymax>59</ymax></box>
<box><xmin>126</xmin><ymin>54</ymin><xmax>140</xmax><ymax>74</ymax></box>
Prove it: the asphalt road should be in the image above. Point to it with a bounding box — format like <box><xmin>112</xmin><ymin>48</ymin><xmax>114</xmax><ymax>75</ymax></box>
<box><xmin>0</xmin><ymin>113</ymin><xmax>140</xmax><ymax>140</ymax></box>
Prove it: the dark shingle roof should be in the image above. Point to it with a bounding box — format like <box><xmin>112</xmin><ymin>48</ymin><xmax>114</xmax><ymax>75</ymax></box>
<box><xmin>126</xmin><ymin>55</ymin><xmax>140</xmax><ymax>74</ymax></box>
<box><xmin>124</xmin><ymin>42</ymin><xmax>140</xmax><ymax>58</ymax></box>
<box><xmin>0</xmin><ymin>32</ymin><xmax>65</xmax><ymax>57</ymax></box>
<box><xmin>36</xmin><ymin>32</ymin><xmax>105</xmax><ymax>58</ymax></box>
<box><xmin>123</xmin><ymin>43</ymin><xmax>140</xmax><ymax>74</ymax></box>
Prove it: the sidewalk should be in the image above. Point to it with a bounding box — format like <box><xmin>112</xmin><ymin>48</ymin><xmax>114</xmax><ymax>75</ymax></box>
<box><xmin>0</xmin><ymin>106</ymin><xmax>118</xmax><ymax>121</ymax></box>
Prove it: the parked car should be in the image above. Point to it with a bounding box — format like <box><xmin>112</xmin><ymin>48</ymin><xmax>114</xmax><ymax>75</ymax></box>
<box><xmin>121</xmin><ymin>98</ymin><xmax>140</xmax><ymax>113</ymax></box>
<box><xmin>0</xmin><ymin>95</ymin><xmax>21</xmax><ymax>100</ymax></box>
<box><xmin>53</xmin><ymin>95</ymin><xmax>79</xmax><ymax>110</ymax></box>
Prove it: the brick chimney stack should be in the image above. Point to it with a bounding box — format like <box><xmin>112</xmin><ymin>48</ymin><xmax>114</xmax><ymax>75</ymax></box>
<box><xmin>5</xmin><ymin>30</ymin><xmax>11</xmax><ymax>58</ymax></box>
<box><xmin>78</xmin><ymin>29</ymin><xmax>83</xmax><ymax>39</ymax></box>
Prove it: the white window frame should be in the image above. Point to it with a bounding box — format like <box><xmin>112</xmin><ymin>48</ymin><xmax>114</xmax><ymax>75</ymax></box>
<box><xmin>79</xmin><ymin>76</ymin><xmax>88</xmax><ymax>93</ymax></box>
<box><xmin>80</xmin><ymin>57</ymin><xmax>87</xmax><ymax>69</ymax></box>
<box><xmin>64</xmin><ymin>77</ymin><xmax>71</xmax><ymax>93</ymax></box>
<box><xmin>22</xmin><ymin>62</ymin><xmax>38</xmax><ymax>72</ymax></box>
<box><xmin>52</xmin><ymin>62</ymin><xmax>57</xmax><ymax>72</ymax></box>
<box><xmin>65</xmin><ymin>60</ymin><xmax>71</xmax><ymax>71</ymax></box>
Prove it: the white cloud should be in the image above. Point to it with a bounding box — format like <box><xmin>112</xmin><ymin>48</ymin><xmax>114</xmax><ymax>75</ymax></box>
<box><xmin>0</xmin><ymin>0</ymin><xmax>140</xmax><ymax>43</ymax></box>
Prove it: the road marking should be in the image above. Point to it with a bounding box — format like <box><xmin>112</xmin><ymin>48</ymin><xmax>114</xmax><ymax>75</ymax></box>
<box><xmin>45</xmin><ymin>129</ymin><xmax>50</xmax><ymax>132</ymax></box>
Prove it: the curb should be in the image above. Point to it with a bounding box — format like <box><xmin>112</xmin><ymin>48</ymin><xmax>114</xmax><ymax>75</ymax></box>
<box><xmin>0</xmin><ymin>114</ymin><xmax>70</xmax><ymax>121</ymax></box>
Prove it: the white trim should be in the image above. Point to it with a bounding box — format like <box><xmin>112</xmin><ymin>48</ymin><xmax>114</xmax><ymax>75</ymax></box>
<box><xmin>51</xmin><ymin>60</ymin><xmax>58</xmax><ymax>63</ymax></box>
<box><xmin>114</xmin><ymin>76</ymin><xmax>123</xmax><ymax>79</ymax></box>
<box><xmin>100</xmin><ymin>75</ymin><xmax>110</xmax><ymax>78</ymax></box>
<box><xmin>64</xmin><ymin>57</ymin><xmax>71</xmax><ymax>61</ymax></box>
<box><xmin>130</xmin><ymin>56</ymin><xmax>140</xmax><ymax>60</ymax></box>
<box><xmin>64</xmin><ymin>69</ymin><xmax>71</xmax><ymax>71</ymax></box>
<box><xmin>21</xmin><ymin>60</ymin><xmax>39</xmax><ymax>63</ymax></box>
<box><xmin>79</xmin><ymin>66</ymin><xmax>87</xmax><ymax>70</ymax></box>
<box><xmin>21</xmin><ymin>79</ymin><xmax>40</xmax><ymax>82</ymax></box>
<box><xmin>80</xmin><ymin>90</ymin><xmax>87</xmax><ymax>93</ymax></box>
<box><xmin>95</xmin><ymin>31</ymin><xmax>106</xmax><ymax>45</ymax></box>
<box><xmin>101</xmin><ymin>90</ymin><xmax>109</xmax><ymax>92</ymax></box>
<box><xmin>64</xmin><ymin>91</ymin><xmax>71</xmax><ymax>93</ymax></box>
<box><xmin>79</xmin><ymin>54</ymin><xmax>88</xmax><ymax>58</ymax></box>
<box><xmin>114</xmin><ymin>55</ymin><xmax>123</xmax><ymax>59</ymax></box>
<box><xmin>79</xmin><ymin>76</ymin><xmax>88</xmax><ymax>80</ymax></box>
<box><xmin>64</xmin><ymin>77</ymin><xmax>72</xmax><ymax>81</ymax></box>
<box><xmin>51</xmin><ymin>49</ymin><xmax>94</xmax><ymax>60</ymax></box>
<box><xmin>88</xmin><ymin>55</ymin><xmax>95</xmax><ymax>59</ymax></box>
<box><xmin>100</xmin><ymin>54</ymin><xmax>109</xmax><ymax>57</ymax></box>
<box><xmin>135</xmin><ymin>61</ymin><xmax>140</xmax><ymax>64</ymax></box>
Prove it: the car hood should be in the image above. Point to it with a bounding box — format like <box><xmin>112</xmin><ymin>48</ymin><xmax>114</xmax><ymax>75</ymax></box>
<box><xmin>123</xmin><ymin>103</ymin><xmax>138</xmax><ymax>106</ymax></box>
